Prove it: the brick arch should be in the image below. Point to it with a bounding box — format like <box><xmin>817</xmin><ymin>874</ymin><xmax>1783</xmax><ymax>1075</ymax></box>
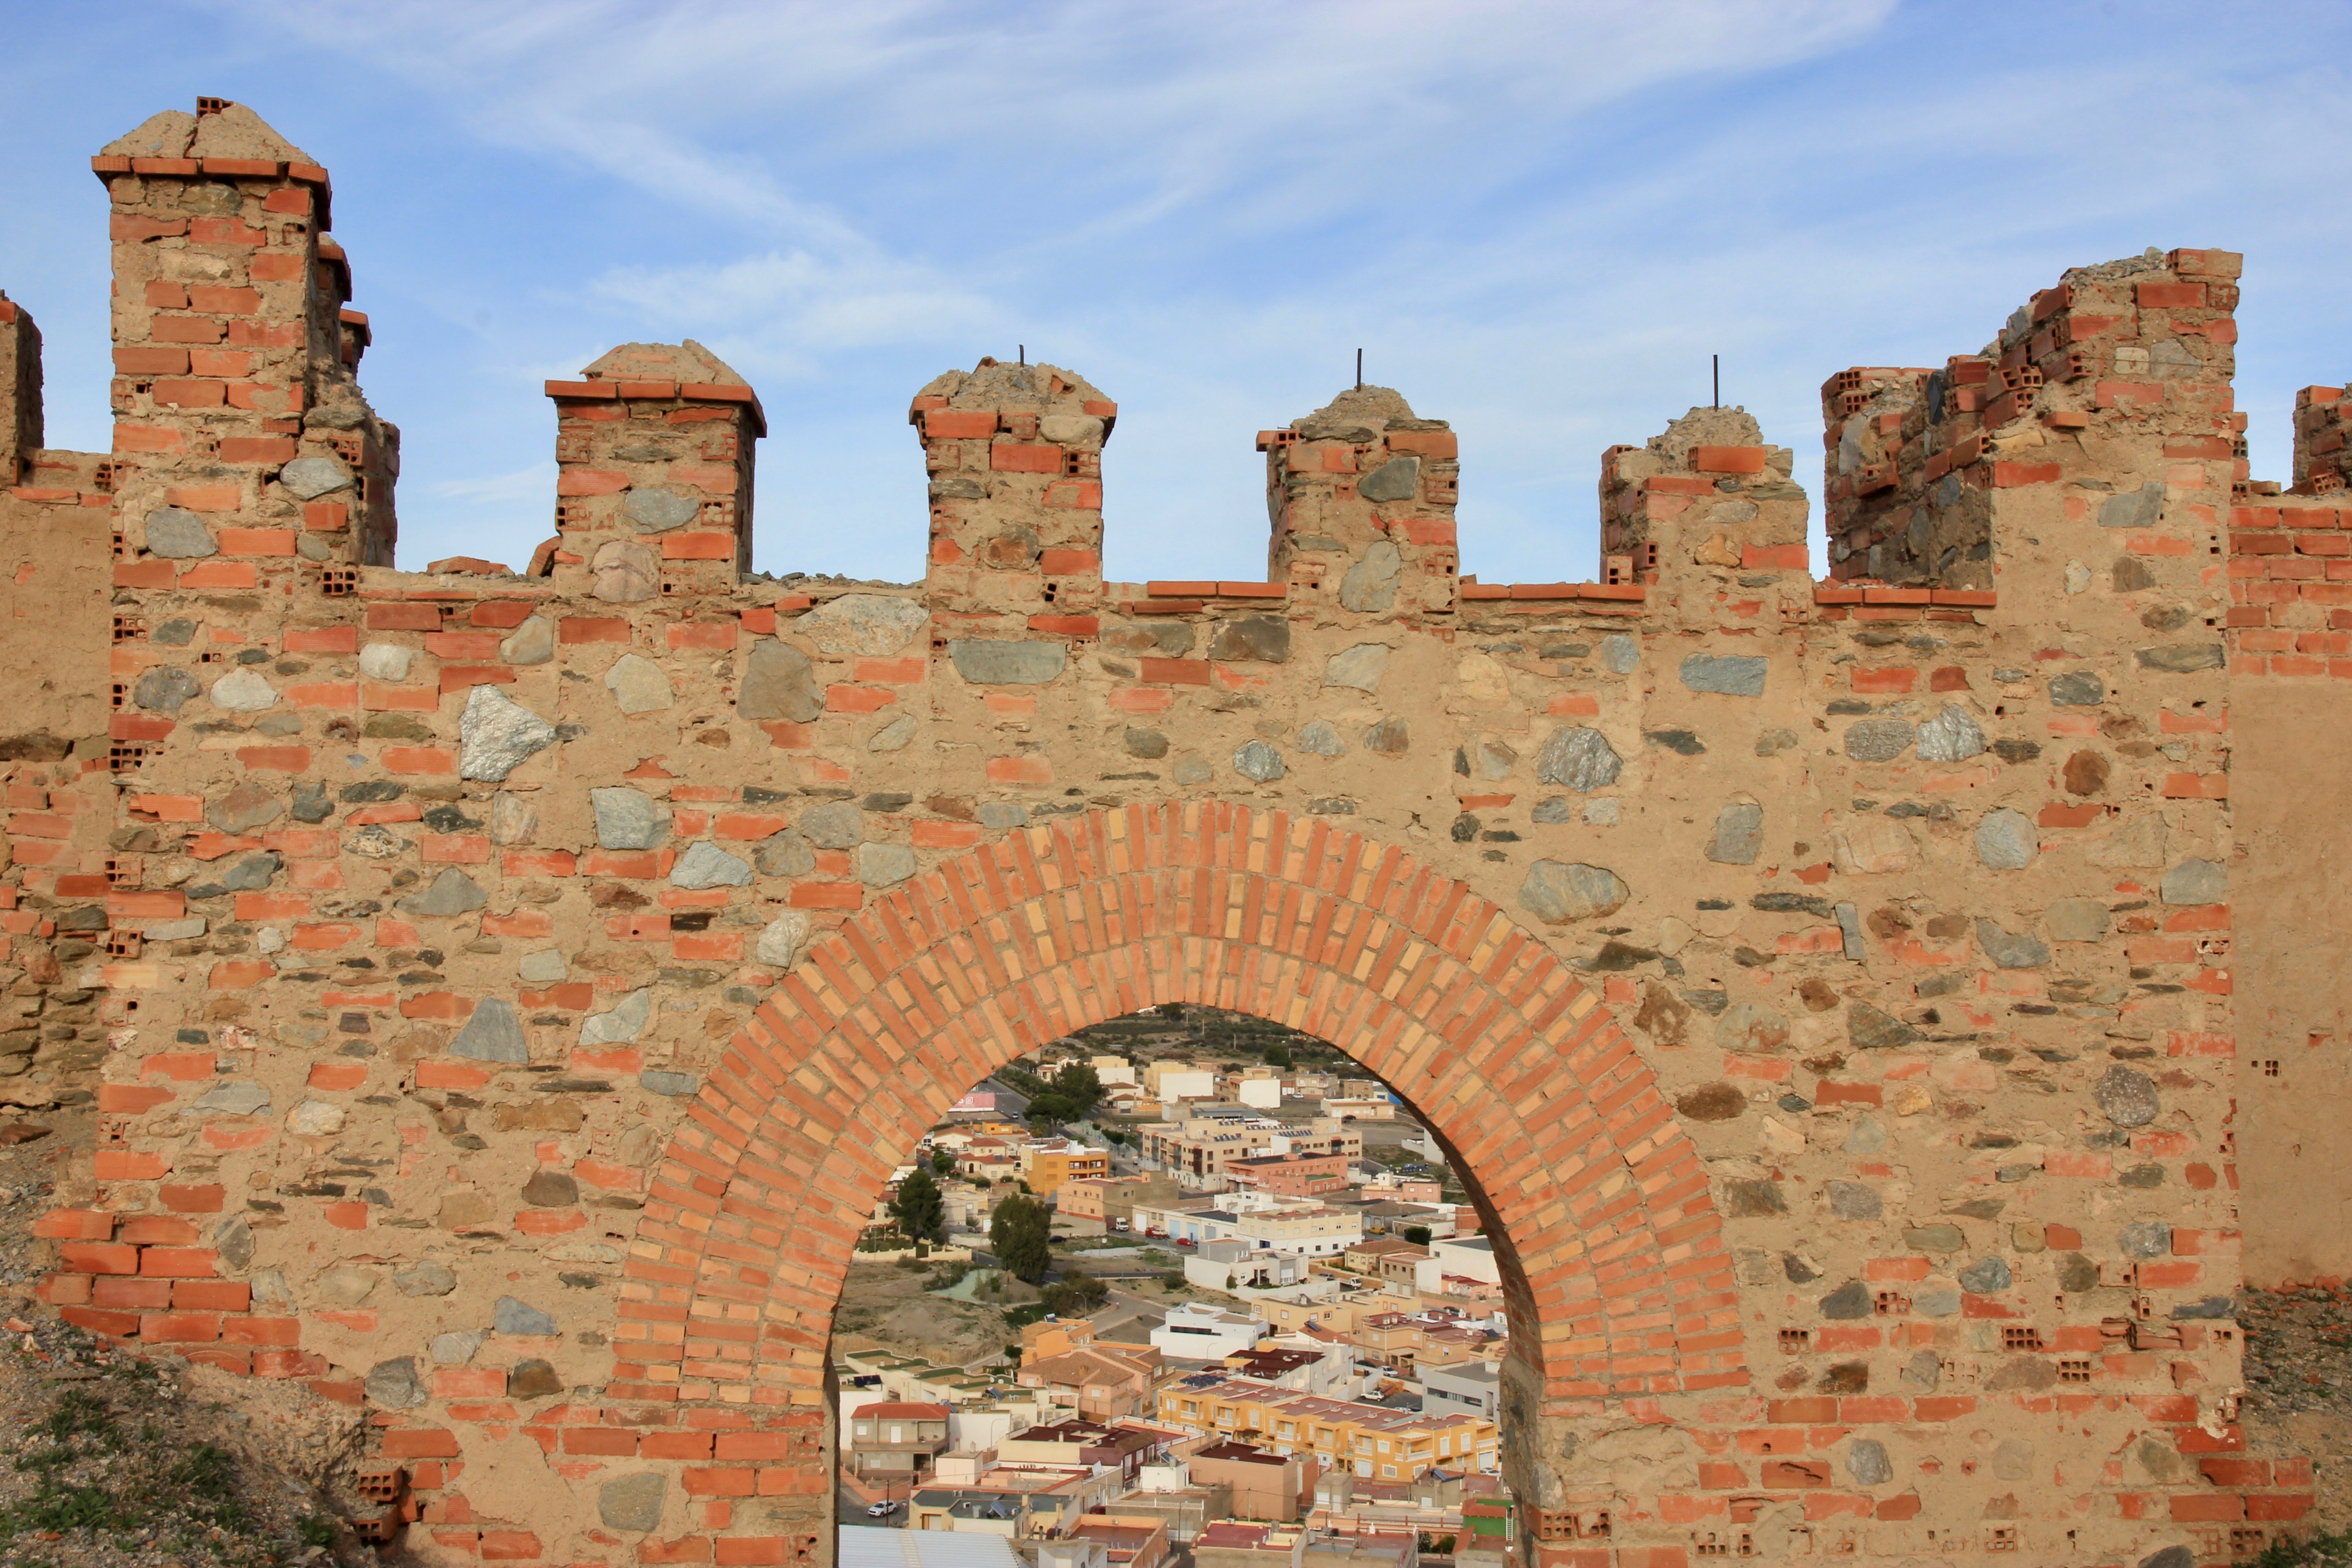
<box><xmin>627</xmin><ymin>802</ymin><xmax>1744</xmax><ymax>1512</ymax></box>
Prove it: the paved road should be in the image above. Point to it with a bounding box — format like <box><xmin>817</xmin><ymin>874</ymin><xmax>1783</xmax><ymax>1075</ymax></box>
<box><xmin>1088</xmin><ymin>1279</ymin><xmax>1177</xmax><ymax>1342</ymax></box>
<box><xmin>978</xmin><ymin>1074</ymin><xmax>1029</xmax><ymax>1119</ymax></box>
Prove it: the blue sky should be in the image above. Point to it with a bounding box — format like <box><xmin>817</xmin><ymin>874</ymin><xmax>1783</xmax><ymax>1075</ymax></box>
<box><xmin>3</xmin><ymin>1</ymin><xmax>2347</xmax><ymax>584</ymax></box>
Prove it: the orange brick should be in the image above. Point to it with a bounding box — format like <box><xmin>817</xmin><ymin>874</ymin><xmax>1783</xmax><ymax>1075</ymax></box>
<box><xmin>216</xmin><ymin>527</ymin><xmax>298</xmax><ymax>556</ymax></box>
<box><xmin>284</xmin><ymin>625</ymin><xmax>358</xmax><ymax>654</ymax></box>
<box><xmin>503</xmin><ymin>849</ymin><xmax>577</xmax><ymax>877</ymax></box>
<box><xmin>138</xmin><ymin>1247</ymin><xmax>218</xmax><ymax>1278</ymax></box>
<box><xmin>666</xmin><ymin>621</ymin><xmax>738</xmax><ymax>650</ymax></box>
<box><xmin>141</xmin><ymin>1050</ymin><xmax>216</xmax><ymax>1081</ymax></box>
<box><xmin>177</xmin><ymin>561</ymin><xmax>259</xmax><ymax>589</ymax></box>
<box><xmin>159</xmin><ymin>1184</ymin><xmax>227</xmax><ymax>1213</ymax></box>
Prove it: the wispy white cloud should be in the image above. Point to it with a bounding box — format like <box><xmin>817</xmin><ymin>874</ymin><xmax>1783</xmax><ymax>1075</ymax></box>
<box><xmin>422</xmin><ymin>461</ymin><xmax>556</xmax><ymax>509</ymax></box>
<box><xmin>226</xmin><ymin>1</ymin><xmax>1901</xmax><ymax>238</ymax></box>
<box><xmin>137</xmin><ymin>0</ymin><xmax>2352</xmax><ymax>583</ymax></box>
<box><xmin>582</xmin><ymin>249</ymin><xmax>998</xmax><ymax>380</ymax></box>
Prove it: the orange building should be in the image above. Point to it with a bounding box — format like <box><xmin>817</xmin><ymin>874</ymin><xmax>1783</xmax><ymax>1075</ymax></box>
<box><xmin>1227</xmin><ymin>1153</ymin><xmax>1352</xmax><ymax>1197</ymax></box>
<box><xmin>1023</xmin><ymin>1139</ymin><xmax>1111</xmax><ymax>1200</ymax></box>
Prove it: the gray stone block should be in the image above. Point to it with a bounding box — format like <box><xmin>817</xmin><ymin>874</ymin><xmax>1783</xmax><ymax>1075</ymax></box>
<box><xmin>494</xmin><ymin>1295</ymin><xmax>558</xmax><ymax>1336</ymax></box>
<box><xmin>799</xmin><ymin>594</ymin><xmax>931</xmax><ymax>657</ymax></box>
<box><xmin>2096</xmin><ymin>1065</ymin><xmax>2160</xmax><ymax>1127</ymax></box>
<box><xmin>1842</xmin><ymin>719</ymin><xmax>1914</xmax><ymax>762</ymax></box>
<box><xmin>623</xmin><ymin>487</ymin><xmax>701</xmax><ymax>532</ymax></box>
<box><xmin>1534</xmin><ymin>727</ymin><xmax>1622</xmax><ymax>792</ymax></box>
<box><xmin>133</xmin><ymin>666</ymin><xmax>201</xmax><ymax>713</ymax></box>
<box><xmin>2160</xmin><ymin>858</ymin><xmax>2226</xmax><ymax>905</ymax></box>
<box><xmin>459</xmin><ymin>686</ymin><xmax>557</xmax><ymax>781</ymax></box>
<box><xmin>1975</xmin><ymin>808</ymin><xmax>2037</xmax><ymax>869</ymax></box>
<box><xmin>2048</xmin><ymin>671</ymin><xmax>2105</xmax><ymax>706</ymax></box>
<box><xmin>800</xmin><ymin>801</ymin><xmax>864</xmax><ymax>849</ymax></box>
<box><xmin>278</xmin><ymin>455</ymin><xmax>353</xmax><ymax>500</ymax></box>
<box><xmin>451</xmin><ymin>998</ymin><xmax>529</xmax><ymax>1063</ymax></box>
<box><xmin>1357</xmin><ymin>456</ymin><xmax>1420</xmax><ymax>503</ymax></box>
<box><xmin>1324</xmin><ymin>642</ymin><xmax>1389</xmax><ymax>692</ymax></box>
<box><xmin>1679</xmin><ymin>654</ymin><xmax>1768</xmax><ymax>696</ymax></box>
<box><xmin>738</xmin><ymin>638</ymin><xmax>823</xmax><ymax>722</ymax></box>
<box><xmin>948</xmin><ymin>639</ymin><xmax>1067</xmax><ymax>685</ymax></box>
<box><xmin>1209</xmin><ymin>615</ymin><xmax>1289</xmax><ymax>663</ymax></box>
<box><xmin>1976</xmin><ymin>918</ymin><xmax>2049</xmax><ymax>969</ymax></box>
<box><xmin>1915</xmin><ymin>705</ymin><xmax>1984</xmax><ymax>762</ymax></box>
<box><xmin>1338</xmin><ymin>542</ymin><xmax>1402</xmax><ymax>614</ymax></box>
<box><xmin>604</xmin><ymin>653</ymin><xmax>675</xmax><ymax>714</ymax></box>
<box><xmin>592</xmin><ymin>787</ymin><xmax>671</xmax><ymax>850</ymax></box>
<box><xmin>143</xmin><ymin>506</ymin><xmax>217</xmax><ymax>558</ymax></box>
<box><xmin>859</xmin><ymin>843</ymin><xmax>916</xmax><ymax>886</ymax></box>
<box><xmin>2097</xmin><ymin>481</ymin><xmax>2165</xmax><ymax>529</ymax></box>
<box><xmin>1706</xmin><ymin>802</ymin><xmax>1763</xmax><ymax>864</ymax></box>
<box><xmin>1233</xmin><ymin>740</ymin><xmax>1285</xmax><ymax>782</ymax></box>
<box><xmin>1518</xmin><ymin>861</ymin><xmax>1628</xmax><ymax>923</ymax></box>
<box><xmin>671</xmin><ymin>841</ymin><xmax>752</xmax><ymax>889</ymax></box>
<box><xmin>600</xmin><ymin>1473</ymin><xmax>667</xmax><ymax>1533</ymax></box>
<box><xmin>398</xmin><ymin>869</ymin><xmax>488</xmax><ymax>918</ymax></box>
<box><xmin>365</xmin><ymin>1357</ymin><xmax>426</xmax><ymax>1409</ymax></box>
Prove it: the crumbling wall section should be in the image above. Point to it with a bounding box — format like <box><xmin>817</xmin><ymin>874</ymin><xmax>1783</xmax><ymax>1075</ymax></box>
<box><xmin>0</xmin><ymin>290</ymin><xmax>42</xmax><ymax>484</ymax></box>
<box><xmin>95</xmin><ymin>103</ymin><xmax>398</xmax><ymax>577</ymax></box>
<box><xmin>1596</xmin><ymin>407</ymin><xmax>1808</xmax><ymax>583</ymax></box>
<box><xmin>2290</xmin><ymin>383</ymin><xmax>2348</xmax><ymax>497</ymax></box>
<box><xmin>0</xmin><ymin>299</ymin><xmax>125</xmax><ymax>1099</ymax></box>
<box><xmin>1819</xmin><ymin>247</ymin><xmax>2242</xmax><ymax>588</ymax></box>
<box><xmin>1261</xmin><ymin>388</ymin><xmax>1460</xmax><ymax>617</ymax></box>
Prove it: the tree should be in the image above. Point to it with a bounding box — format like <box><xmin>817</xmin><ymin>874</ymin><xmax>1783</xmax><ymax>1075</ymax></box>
<box><xmin>1049</xmin><ymin>1062</ymin><xmax>1103</xmax><ymax>1119</ymax></box>
<box><xmin>890</xmin><ymin>1166</ymin><xmax>946</xmax><ymax>1247</ymax></box>
<box><xmin>1156</xmin><ymin>1002</ymin><xmax>1186</xmax><ymax>1022</ymax></box>
<box><xmin>1025</xmin><ymin>1092</ymin><xmax>1079</xmax><ymax>1132</ymax></box>
<box><xmin>931</xmin><ymin>1148</ymin><xmax>956</xmax><ymax>1176</ymax></box>
<box><xmin>1403</xmin><ymin>1225</ymin><xmax>1432</xmax><ymax>1247</ymax></box>
<box><xmin>1041</xmin><ymin>1267</ymin><xmax>1109</xmax><ymax>1316</ymax></box>
<box><xmin>1264</xmin><ymin>1044</ymin><xmax>1294</xmax><ymax>1070</ymax></box>
<box><xmin>991</xmin><ymin>1194</ymin><xmax>1053</xmax><ymax>1284</ymax></box>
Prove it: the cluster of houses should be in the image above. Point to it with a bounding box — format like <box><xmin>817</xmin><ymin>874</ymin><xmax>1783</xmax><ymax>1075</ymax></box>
<box><xmin>843</xmin><ymin>1042</ymin><xmax>1514</xmax><ymax>1567</ymax></box>
<box><xmin>840</xmin><ymin>1309</ymin><xmax>1508</xmax><ymax>1568</ymax></box>
<box><xmin>887</xmin><ymin>1055</ymin><xmax>1472</xmax><ymax>1269</ymax></box>
<box><xmin>952</xmin><ymin>1058</ymin><xmax>1406</xmax><ymax>1125</ymax></box>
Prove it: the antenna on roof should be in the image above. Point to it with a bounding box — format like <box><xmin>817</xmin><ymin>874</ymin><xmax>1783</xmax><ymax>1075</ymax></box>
<box><xmin>1712</xmin><ymin>354</ymin><xmax>1720</xmax><ymax>409</ymax></box>
<box><xmin>1355</xmin><ymin>349</ymin><xmax>1362</xmax><ymax>391</ymax></box>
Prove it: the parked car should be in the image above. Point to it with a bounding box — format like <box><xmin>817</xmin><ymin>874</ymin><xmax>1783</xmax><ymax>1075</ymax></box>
<box><xmin>866</xmin><ymin>1501</ymin><xmax>902</xmax><ymax>1518</ymax></box>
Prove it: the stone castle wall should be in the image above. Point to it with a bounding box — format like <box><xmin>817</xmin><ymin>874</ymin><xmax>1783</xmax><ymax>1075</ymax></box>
<box><xmin>0</xmin><ymin>99</ymin><xmax>2342</xmax><ymax>1567</ymax></box>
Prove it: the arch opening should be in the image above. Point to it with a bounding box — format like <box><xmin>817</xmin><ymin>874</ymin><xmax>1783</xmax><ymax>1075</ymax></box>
<box><xmin>835</xmin><ymin>1004</ymin><xmax>1517</xmax><ymax>1528</ymax></box>
<box><xmin>631</xmin><ymin>804</ymin><xmax>1745</xmax><ymax>1561</ymax></box>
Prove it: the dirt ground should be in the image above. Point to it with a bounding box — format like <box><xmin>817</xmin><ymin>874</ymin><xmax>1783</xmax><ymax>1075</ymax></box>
<box><xmin>833</xmin><ymin>1259</ymin><xmax>1037</xmax><ymax>1369</ymax></box>
<box><xmin>0</xmin><ymin>1099</ymin><xmax>381</xmax><ymax>1567</ymax></box>
<box><xmin>2241</xmin><ymin>1285</ymin><xmax>2352</xmax><ymax>1539</ymax></box>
